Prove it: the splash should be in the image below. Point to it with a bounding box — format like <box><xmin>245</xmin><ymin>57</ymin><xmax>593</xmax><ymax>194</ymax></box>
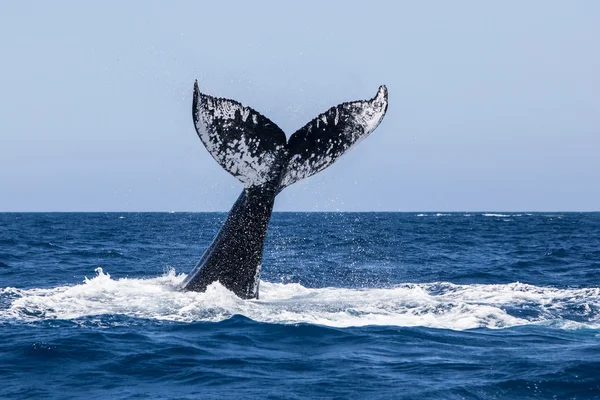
<box><xmin>1</xmin><ymin>268</ymin><xmax>599</xmax><ymax>330</ymax></box>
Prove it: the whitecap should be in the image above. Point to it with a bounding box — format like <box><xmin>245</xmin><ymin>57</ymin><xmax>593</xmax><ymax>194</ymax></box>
<box><xmin>2</xmin><ymin>269</ymin><xmax>600</xmax><ymax>331</ymax></box>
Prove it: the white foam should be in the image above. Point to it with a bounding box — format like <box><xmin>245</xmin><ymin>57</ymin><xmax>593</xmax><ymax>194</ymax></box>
<box><xmin>2</xmin><ymin>269</ymin><xmax>599</xmax><ymax>330</ymax></box>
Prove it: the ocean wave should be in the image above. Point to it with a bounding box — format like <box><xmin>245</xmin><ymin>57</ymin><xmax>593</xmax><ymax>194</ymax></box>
<box><xmin>1</xmin><ymin>268</ymin><xmax>599</xmax><ymax>330</ymax></box>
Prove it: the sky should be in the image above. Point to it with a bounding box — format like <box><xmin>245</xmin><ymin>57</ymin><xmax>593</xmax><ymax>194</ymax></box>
<box><xmin>0</xmin><ymin>1</ymin><xmax>598</xmax><ymax>212</ymax></box>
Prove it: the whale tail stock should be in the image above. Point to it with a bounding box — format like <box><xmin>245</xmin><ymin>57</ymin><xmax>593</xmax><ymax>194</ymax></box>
<box><xmin>181</xmin><ymin>81</ymin><xmax>388</xmax><ymax>298</ymax></box>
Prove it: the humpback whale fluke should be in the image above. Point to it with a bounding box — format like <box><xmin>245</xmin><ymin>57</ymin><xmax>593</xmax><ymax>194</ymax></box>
<box><xmin>181</xmin><ymin>81</ymin><xmax>388</xmax><ymax>299</ymax></box>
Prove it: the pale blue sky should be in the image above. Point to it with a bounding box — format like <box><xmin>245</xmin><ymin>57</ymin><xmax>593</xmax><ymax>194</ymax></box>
<box><xmin>1</xmin><ymin>1</ymin><xmax>598</xmax><ymax>211</ymax></box>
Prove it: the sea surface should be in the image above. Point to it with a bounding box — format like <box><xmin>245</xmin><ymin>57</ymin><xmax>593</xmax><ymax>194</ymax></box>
<box><xmin>1</xmin><ymin>212</ymin><xmax>599</xmax><ymax>399</ymax></box>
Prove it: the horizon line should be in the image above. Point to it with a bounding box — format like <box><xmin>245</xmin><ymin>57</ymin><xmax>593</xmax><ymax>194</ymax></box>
<box><xmin>1</xmin><ymin>210</ymin><xmax>598</xmax><ymax>214</ymax></box>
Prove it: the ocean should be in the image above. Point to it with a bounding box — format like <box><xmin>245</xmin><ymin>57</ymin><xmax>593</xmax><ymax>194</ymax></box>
<box><xmin>1</xmin><ymin>212</ymin><xmax>599</xmax><ymax>399</ymax></box>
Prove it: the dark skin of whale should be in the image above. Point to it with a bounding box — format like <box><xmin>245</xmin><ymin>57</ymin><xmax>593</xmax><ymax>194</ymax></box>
<box><xmin>181</xmin><ymin>81</ymin><xmax>388</xmax><ymax>299</ymax></box>
<box><xmin>181</xmin><ymin>186</ymin><xmax>277</xmax><ymax>298</ymax></box>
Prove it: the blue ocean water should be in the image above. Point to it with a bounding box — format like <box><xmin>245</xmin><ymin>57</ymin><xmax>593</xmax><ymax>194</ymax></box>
<box><xmin>1</xmin><ymin>212</ymin><xmax>599</xmax><ymax>399</ymax></box>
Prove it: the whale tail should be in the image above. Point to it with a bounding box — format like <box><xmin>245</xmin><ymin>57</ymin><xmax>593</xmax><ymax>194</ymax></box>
<box><xmin>187</xmin><ymin>82</ymin><xmax>388</xmax><ymax>298</ymax></box>
<box><xmin>192</xmin><ymin>81</ymin><xmax>388</xmax><ymax>190</ymax></box>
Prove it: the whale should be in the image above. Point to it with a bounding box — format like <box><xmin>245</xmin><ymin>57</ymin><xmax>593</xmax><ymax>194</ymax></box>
<box><xmin>181</xmin><ymin>81</ymin><xmax>388</xmax><ymax>299</ymax></box>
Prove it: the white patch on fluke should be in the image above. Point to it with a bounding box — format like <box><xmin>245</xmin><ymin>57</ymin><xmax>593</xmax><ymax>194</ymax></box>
<box><xmin>2</xmin><ymin>269</ymin><xmax>599</xmax><ymax>330</ymax></box>
<box><xmin>240</xmin><ymin>108</ymin><xmax>250</xmax><ymax>122</ymax></box>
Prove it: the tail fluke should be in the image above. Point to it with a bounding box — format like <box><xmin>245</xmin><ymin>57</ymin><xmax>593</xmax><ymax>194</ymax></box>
<box><xmin>192</xmin><ymin>81</ymin><xmax>388</xmax><ymax>191</ymax></box>
<box><xmin>278</xmin><ymin>85</ymin><xmax>388</xmax><ymax>190</ymax></box>
<box><xmin>192</xmin><ymin>80</ymin><xmax>287</xmax><ymax>188</ymax></box>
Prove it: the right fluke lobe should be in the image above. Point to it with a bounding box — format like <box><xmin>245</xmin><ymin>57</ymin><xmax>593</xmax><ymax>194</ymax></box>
<box><xmin>279</xmin><ymin>85</ymin><xmax>388</xmax><ymax>190</ymax></box>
